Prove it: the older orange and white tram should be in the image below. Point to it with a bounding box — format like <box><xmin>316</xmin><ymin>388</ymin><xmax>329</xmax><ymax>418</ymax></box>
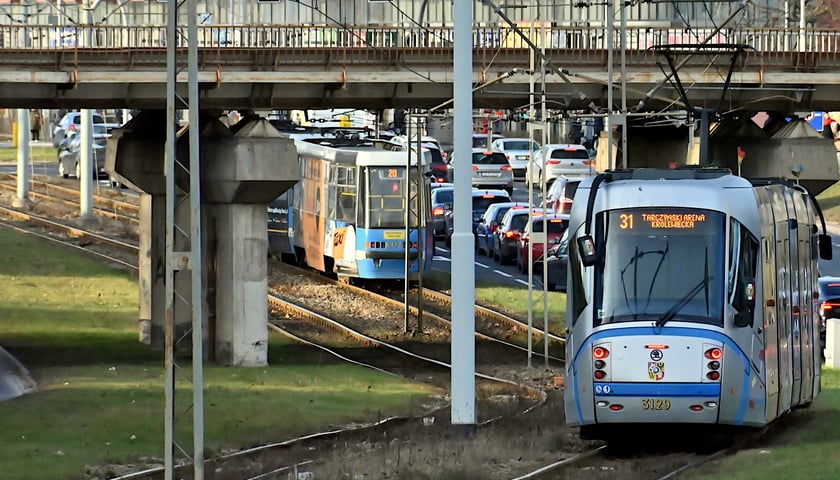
<box><xmin>563</xmin><ymin>168</ymin><xmax>832</xmax><ymax>439</ymax></box>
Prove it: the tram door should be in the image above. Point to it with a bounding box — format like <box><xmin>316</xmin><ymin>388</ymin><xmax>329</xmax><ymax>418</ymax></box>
<box><xmin>785</xmin><ymin>194</ymin><xmax>803</xmax><ymax>406</ymax></box>
<box><xmin>775</xmin><ymin>223</ymin><xmax>793</xmax><ymax>414</ymax></box>
<box><xmin>757</xmin><ymin>190</ymin><xmax>780</xmax><ymax>422</ymax></box>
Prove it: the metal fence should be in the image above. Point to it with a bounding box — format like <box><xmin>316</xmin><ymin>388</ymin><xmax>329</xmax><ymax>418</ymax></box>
<box><xmin>1</xmin><ymin>24</ymin><xmax>838</xmax><ymax>54</ymax></box>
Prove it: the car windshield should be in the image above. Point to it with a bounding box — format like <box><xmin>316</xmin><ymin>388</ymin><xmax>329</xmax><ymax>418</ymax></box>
<box><xmin>564</xmin><ymin>182</ymin><xmax>580</xmax><ymax>199</ymax></box>
<box><xmin>434</xmin><ymin>189</ymin><xmax>454</xmax><ymax>205</ymax></box>
<box><xmin>472</xmin><ymin>135</ymin><xmax>502</xmax><ymax>148</ymax></box>
<box><xmin>593</xmin><ymin>208</ymin><xmax>726</xmax><ymax>327</ymax></box>
<box><xmin>472</xmin><ymin>152</ymin><xmax>508</xmax><ymax>165</ymax></box>
<box><xmin>820</xmin><ymin>279</ymin><xmax>840</xmax><ymax>298</ymax></box>
<box><xmin>550</xmin><ymin>149</ymin><xmax>590</xmax><ymax>160</ymax></box>
<box><xmin>494</xmin><ymin>206</ymin><xmax>514</xmax><ymax>223</ymax></box>
<box><xmin>531</xmin><ymin>218</ymin><xmax>568</xmax><ymax>234</ymax></box>
<box><xmin>503</xmin><ymin>140</ymin><xmax>536</xmax><ymax>151</ymax></box>
<box><xmin>509</xmin><ymin>213</ymin><xmax>529</xmax><ymax>231</ymax></box>
<box><xmin>473</xmin><ymin>195</ymin><xmax>509</xmax><ymax>213</ymax></box>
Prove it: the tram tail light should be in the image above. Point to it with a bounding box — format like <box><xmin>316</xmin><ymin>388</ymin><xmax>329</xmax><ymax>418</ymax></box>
<box><xmin>433</xmin><ymin>207</ymin><xmax>444</xmax><ymax>216</ymax></box>
<box><xmin>703</xmin><ymin>344</ymin><xmax>723</xmax><ymax>382</ymax></box>
<box><xmin>592</xmin><ymin>344</ymin><xmax>611</xmax><ymax>382</ymax></box>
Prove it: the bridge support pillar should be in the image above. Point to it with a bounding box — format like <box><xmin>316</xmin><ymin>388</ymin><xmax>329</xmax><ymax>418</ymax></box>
<box><xmin>190</xmin><ymin>115</ymin><xmax>298</xmax><ymax>366</ymax></box>
<box><xmin>105</xmin><ymin>110</ymin><xmax>192</xmax><ymax>350</ymax></box>
<box><xmin>108</xmin><ymin>111</ymin><xmax>299</xmax><ymax>365</ymax></box>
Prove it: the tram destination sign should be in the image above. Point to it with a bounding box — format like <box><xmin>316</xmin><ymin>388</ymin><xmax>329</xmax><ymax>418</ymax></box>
<box><xmin>616</xmin><ymin>210</ymin><xmax>709</xmax><ymax>232</ymax></box>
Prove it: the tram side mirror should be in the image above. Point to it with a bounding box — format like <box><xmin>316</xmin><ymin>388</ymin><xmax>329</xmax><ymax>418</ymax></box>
<box><xmin>577</xmin><ymin>234</ymin><xmax>598</xmax><ymax>266</ymax></box>
<box><xmin>820</xmin><ymin>234</ymin><xmax>833</xmax><ymax>260</ymax></box>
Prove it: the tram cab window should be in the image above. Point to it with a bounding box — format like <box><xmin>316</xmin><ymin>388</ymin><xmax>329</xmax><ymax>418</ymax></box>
<box><xmin>593</xmin><ymin>208</ymin><xmax>726</xmax><ymax>327</ymax></box>
<box><xmin>728</xmin><ymin>219</ymin><xmax>759</xmax><ymax>328</ymax></box>
<box><xmin>367</xmin><ymin>166</ymin><xmax>416</xmax><ymax>229</ymax></box>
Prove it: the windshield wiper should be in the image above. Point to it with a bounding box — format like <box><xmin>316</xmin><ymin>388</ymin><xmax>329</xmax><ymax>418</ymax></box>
<box><xmin>619</xmin><ymin>241</ymin><xmax>669</xmax><ymax>317</ymax></box>
<box><xmin>655</xmin><ymin>247</ymin><xmax>711</xmax><ymax>328</ymax></box>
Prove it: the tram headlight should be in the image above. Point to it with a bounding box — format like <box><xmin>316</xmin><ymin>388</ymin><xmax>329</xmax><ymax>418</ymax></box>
<box><xmin>594</xmin><ymin>360</ymin><xmax>606</xmax><ymax>369</ymax></box>
<box><xmin>707</xmin><ymin>361</ymin><xmax>721</xmax><ymax>370</ymax></box>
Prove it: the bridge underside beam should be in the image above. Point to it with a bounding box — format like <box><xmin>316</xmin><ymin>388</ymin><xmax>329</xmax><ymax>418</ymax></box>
<box><xmin>0</xmin><ymin>76</ymin><xmax>835</xmax><ymax>112</ymax></box>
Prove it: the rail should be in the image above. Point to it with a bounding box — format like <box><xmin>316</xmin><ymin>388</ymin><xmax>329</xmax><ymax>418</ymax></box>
<box><xmin>3</xmin><ymin>24</ymin><xmax>839</xmax><ymax>54</ymax></box>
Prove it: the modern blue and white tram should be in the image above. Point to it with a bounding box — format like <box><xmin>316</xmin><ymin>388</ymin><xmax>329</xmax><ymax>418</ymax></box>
<box><xmin>563</xmin><ymin>167</ymin><xmax>832</xmax><ymax>439</ymax></box>
<box><xmin>268</xmin><ymin>136</ymin><xmax>433</xmax><ymax>282</ymax></box>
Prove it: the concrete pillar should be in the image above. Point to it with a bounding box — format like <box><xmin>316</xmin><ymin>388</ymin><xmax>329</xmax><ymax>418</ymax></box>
<box><xmin>13</xmin><ymin>109</ymin><xmax>31</xmax><ymax>209</ymax></box>
<box><xmin>210</xmin><ymin>204</ymin><xmax>269</xmax><ymax>366</ymax></box>
<box><xmin>105</xmin><ymin>110</ymin><xmax>192</xmax><ymax>351</ymax></box>
<box><xmin>825</xmin><ymin>318</ymin><xmax>840</xmax><ymax>368</ymax></box>
<box><xmin>194</xmin><ymin>115</ymin><xmax>298</xmax><ymax>366</ymax></box>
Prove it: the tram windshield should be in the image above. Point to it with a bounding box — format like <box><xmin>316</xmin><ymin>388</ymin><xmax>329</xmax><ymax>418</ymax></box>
<box><xmin>366</xmin><ymin>166</ymin><xmax>422</xmax><ymax>229</ymax></box>
<box><xmin>594</xmin><ymin>208</ymin><xmax>726</xmax><ymax>327</ymax></box>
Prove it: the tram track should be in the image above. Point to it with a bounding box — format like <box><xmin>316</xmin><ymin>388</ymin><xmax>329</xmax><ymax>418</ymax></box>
<box><xmin>0</xmin><ymin>173</ymin><xmax>140</xmax><ymax>223</ymax></box>
<box><xmin>4</xmin><ymin>175</ymin><xmax>564</xmax><ymax>355</ymax></box>
<box><xmin>0</xmin><ymin>185</ymin><xmax>593</xmax><ymax>479</ymax></box>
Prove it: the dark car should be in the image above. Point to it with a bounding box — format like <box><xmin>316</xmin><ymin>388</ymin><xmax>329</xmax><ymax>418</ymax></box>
<box><xmin>492</xmin><ymin>206</ymin><xmax>542</xmax><ymax>264</ymax></box>
<box><xmin>818</xmin><ymin>276</ymin><xmax>840</xmax><ymax>340</ymax></box>
<box><xmin>476</xmin><ymin>202</ymin><xmax>528</xmax><ymax>257</ymax></box>
<box><xmin>430</xmin><ymin>186</ymin><xmax>455</xmax><ymax>239</ymax></box>
<box><xmin>444</xmin><ymin>189</ymin><xmax>511</xmax><ymax>247</ymax></box>
<box><xmin>533</xmin><ymin>229</ymin><xmax>569</xmax><ymax>291</ymax></box>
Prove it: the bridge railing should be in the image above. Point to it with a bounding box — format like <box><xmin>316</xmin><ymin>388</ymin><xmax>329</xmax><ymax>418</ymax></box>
<box><xmin>1</xmin><ymin>24</ymin><xmax>838</xmax><ymax>54</ymax></box>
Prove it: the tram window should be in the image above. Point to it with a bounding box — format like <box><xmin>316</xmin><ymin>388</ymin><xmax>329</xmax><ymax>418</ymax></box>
<box><xmin>728</xmin><ymin>219</ymin><xmax>759</xmax><ymax>328</ymax></box>
<box><xmin>569</xmin><ymin>225</ymin><xmax>589</xmax><ymax>324</ymax></box>
<box><xmin>367</xmin><ymin>167</ymin><xmax>409</xmax><ymax>229</ymax></box>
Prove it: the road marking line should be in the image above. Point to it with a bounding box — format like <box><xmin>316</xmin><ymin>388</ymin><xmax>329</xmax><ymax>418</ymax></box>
<box><xmin>515</xmin><ymin>279</ymin><xmax>529</xmax><ymax>286</ymax></box>
<box><xmin>436</xmin><ymin>246</ymin><xmax>450</xmax><ymax>253</ymax></box>
<box><xmin>475</xmin><ymin>262</ymin><xmax>490</xmax><ymax>268</ymax></box>
<box><xmin>494</xmin><ymin>270</ymin><xmax>512</xmax><ymax>277</ymax></box>
<box><xmin>433</xmin><ymin>256</ymin><xmax>450</xmax><ymax>262</ymax></box>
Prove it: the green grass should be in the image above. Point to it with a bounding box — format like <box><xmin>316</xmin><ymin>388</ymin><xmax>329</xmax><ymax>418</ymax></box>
<box><xmin>686</xmin><ymin>369</ymin><xmax>840</xmax><ymax>480</ymax></box>
<box><xmin>424</xmin><ymin>269</ymin><xmax>568</xmax><ymax>333</ymax></box>
<box><xmin>817</xmin><ymin>181</ymin><xmax>840</xmax><ymax>224</ymax></box>
<box><xmin>0</xmin><ymin>146</ymin><xmax>57</xmax><ymax>164</ymax></box>
<box><xmin>0</xmin><ymin>228</ymin><xmax>442</xmax><ymax>480</ymax></box>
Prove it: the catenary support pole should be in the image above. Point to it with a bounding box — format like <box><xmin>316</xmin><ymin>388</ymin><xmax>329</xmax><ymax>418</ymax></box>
<box><xmin>451</xmin><ymin>0</ymin><xmax>476</xmax><ymax>435</ymax></box>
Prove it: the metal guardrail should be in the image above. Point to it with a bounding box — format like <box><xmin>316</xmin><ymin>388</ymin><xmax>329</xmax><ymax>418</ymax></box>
<box><xmin>2</xmin><ymin>24</ymin><xmax>839</xmax><ymax>54</ymax></box>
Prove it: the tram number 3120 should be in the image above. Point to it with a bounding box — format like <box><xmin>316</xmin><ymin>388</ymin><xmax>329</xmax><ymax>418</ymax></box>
<box><xmin>641</xmin><ymin>399</ymin><xmax>671</xmax><ymax>410</ymax></box>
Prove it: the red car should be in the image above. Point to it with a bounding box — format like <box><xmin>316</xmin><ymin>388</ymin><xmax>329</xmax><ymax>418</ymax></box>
<box><xmin>516</xmin><ymin>214</ymin><xmax>570</xmax><ymax>273</ymax></box>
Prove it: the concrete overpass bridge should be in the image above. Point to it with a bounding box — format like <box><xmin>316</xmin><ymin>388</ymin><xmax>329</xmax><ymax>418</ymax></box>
<box><xmin>1</xmin><ymin>24</ymin><xmax>840</xmax><ymax>112</ymax></box>
<box><xmin>7</xmin><ymin>22</ymin><xmax>840</xmax><ymax>370</ymax></box>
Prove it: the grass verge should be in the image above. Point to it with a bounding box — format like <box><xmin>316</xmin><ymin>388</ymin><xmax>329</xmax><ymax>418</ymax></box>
<box><xmin>817</xmin><ymin>181</ymin><xmax>840</xmax><ymax>224</ymax></box>
<box><xmin>0</xmin><ymin>227</ymin><xmax>442</xmax><ymax>480</ymax></box>
<box><xmin>423</xmin><ymin>269</ymin><xmax>567</xmax><ymax>333</ymax></box>
<box><xmin>686</xmin><ymin>368</ymin><xmax>840</xmax><ymax>480</ymax></box>
<box><xmin>0</xmin><ymin>146</ymin><xmax>58</xmax><ymax>164</ymax></box>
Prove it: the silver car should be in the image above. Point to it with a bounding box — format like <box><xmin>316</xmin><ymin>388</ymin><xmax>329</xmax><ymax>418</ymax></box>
<box><xmin>448</xmin><ymin>148</ymin><xmax>514</xmax><ymax>194</ymax></box>
<box><xmin>491</xmin><ymin>138</ymin><xmax>540</xmax><ymax>180</ymax></box>
<box><xmin>526</xmin><ymin>144</ymin><xmax>595</xmax><ymax>186</ymax></box>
